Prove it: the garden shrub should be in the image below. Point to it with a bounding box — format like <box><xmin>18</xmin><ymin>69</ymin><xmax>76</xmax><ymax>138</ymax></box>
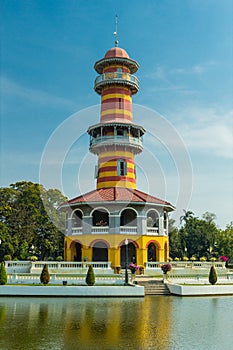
<box><xmin>209</xmin><ymin>265</ymin><xmax>217</xmax><ymax>285</ymax></box>
<box><xmin>40</xmin><ymin>264</ymin><xmax>50</xmax><ymax>285</ymax></box>
<box><xmin>85</xmin><ymin>265</ymin><xmax>95</xmax><ymax>286</ymax></box>
<box><xmin>0</xmin><ymin>262</ymin><xmax>7</xmax><ymax>285</ymax></box>
<box><xmin>3</xmin><ymin>254</ymin><xmax>12</xmax><ymax>261</ymax></box>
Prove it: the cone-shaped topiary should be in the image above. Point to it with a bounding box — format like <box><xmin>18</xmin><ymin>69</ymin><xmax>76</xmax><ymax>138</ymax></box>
<box><xmin>0</xmin><ymin>262</ymin><xmax>7</xmax><ymax>285</ymax></box>
<box><xmin>85</xmin><ymin>265</ymin><xmax>95</xmax><ymax>286</ymax></box>
<box><xmin>40</xmin><ymin>264</ymin><xmax>50</xmax><ymax>285</ymax></box>
<box><xmin>209</xmin><ymin>265</ymin><xmax>217</xmax><ymax>285</ymax></box>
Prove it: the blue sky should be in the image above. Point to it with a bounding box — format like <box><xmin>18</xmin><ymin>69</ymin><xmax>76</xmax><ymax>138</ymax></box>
<box><xmin>1</xmin><ymin>0</ymin><xmax>232</xmax><ymax>228</ymax></box>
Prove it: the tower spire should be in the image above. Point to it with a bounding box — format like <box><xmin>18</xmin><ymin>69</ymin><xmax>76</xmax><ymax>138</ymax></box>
<box><xmin>114</xmin><ymin>15</ymin><xmax>119</xmax><ymax>47</ymax></box>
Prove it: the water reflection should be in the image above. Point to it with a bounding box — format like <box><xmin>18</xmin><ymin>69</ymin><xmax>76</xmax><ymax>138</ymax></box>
<box><xmin>0</xmin><ymin>296</ymin><xmax>232</xmax><ymax>350</ymax></box>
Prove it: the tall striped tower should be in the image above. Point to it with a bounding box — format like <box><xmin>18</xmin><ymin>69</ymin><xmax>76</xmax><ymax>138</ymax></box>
<box><xmin>88</xmin><ymin>46</ymin><xmax>145</xmax><ymax>189</ymax></box>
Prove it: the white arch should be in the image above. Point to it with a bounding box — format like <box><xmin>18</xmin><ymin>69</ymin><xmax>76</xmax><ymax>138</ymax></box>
<box><xmin>146</xmin><ymin>208</ymin><xmax>160</xmax><ymax>217</ymax></box>
<box><xmin>71</xmin><ymin>208</ymin><xmax>84</xmax><ymax>219</ymax></box>
<box><xmin>119</xmin><ymin>206</ymin><xmax>138</xmax><ymax>216</ymax></box>
<box><xmin>90</xmin><ymin>206</ymin><xmax>110</xmax><ymax>216</ymax></box>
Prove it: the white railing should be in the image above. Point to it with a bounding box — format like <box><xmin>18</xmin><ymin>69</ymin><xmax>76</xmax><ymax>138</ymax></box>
<box><xmin>145</xmin><ymin>261</ymin><xmax>227</xmax><ymax>270</ymax></box>
<box><xmin>4</xmin><ymin>261</ymin><xmax>31</xmax><ymax>273</ymax></box>
<box><xmin>120</xmin><ymin>226</ymin><xmax>137</xmax><ymax>234</ymax></box>
<box><xmin>146</xmin><ymin>227</ymin><xmax>158</xmax><ymax>234</ymax></box>
<box><xmin>32</xmin><ymin>261</ymin><xmax>112</xmax><ymax>270</ymax></box>
<box><xmin>90</xmin><ymin>135</ymin><xmax>143</xmax><ymax>148</ymax></box>
<box><xmin>5</xmin><ymin>260</ymin><xmax>113</xmax><ymax>274</ymax></box>
<box><xmin>91</xmin><ymin>226</ymin><xmax>109</xmax><ymax>234</ymax></box>
<box><xmin>7</xmin><ymin>274</ymin><xmax>125</xmax><ymax>285</ymax></box>
<box><xmin>95</xmin><ymin>72</ymin><xmax>139</xmax><ymax>86</ymax></box>
<box><xmin>72</xmin><ymin>227</ymin><xmax>83</xmax><ymax>234</ymax></box>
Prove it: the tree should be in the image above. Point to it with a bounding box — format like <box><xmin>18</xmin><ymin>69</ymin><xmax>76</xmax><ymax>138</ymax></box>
<box><xmin>180</xmin><ymin>210</ymin><xmax>194</xmax><ymax>225</ymax></box>
<box><xmin>216</xmin><ymin>222</ymin><xmax>233</xmax><ymax>259</ymax></box>
<box><xmin>40</xmin><ymin>264</ymin><xmax>50</xmax><ymax>285</ymax></box>
<box><xmin>168</xmin><ymin>219</ymin><xmax>182</xmax><ymax>259</ymax></box>
<box><xmin>0</xmin><ymin>181</ymin><xmax>67</xmax><ymax>260</ymax></box>
<box><xmin>209</xmin><ymin>265</ymin><xmax>217</xmax><ymax>285</ymax></box>
<box><xmin>0</xmin><ymin>262</ymin><xmax>7</xmax><ymax>285</ymax></box>
<box><xmin>85</xmin><ymin>265</ymin><xmax>95</xmax><ymax>286</ymax></box>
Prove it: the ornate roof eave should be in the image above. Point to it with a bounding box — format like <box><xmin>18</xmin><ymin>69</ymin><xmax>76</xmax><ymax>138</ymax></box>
<box><xmin>87</xmin><ymin>122</ymin><xmax>146</xmax><ymax>134</ymax></box>
<box><xmin>60</xmin><ymin>200</ymin><xmax>175</xmax><ymax>212</ymax></box>
<box><xmin>94</xmin><ymin>57</ymin><xmax>139</xmax><ymax>74</ymax></box>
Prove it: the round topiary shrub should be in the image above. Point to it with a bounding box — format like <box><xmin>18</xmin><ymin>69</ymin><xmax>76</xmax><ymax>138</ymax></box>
<box><xmin>85</xmin><ymin>265</ymin><xmax>95</xmax><ymax>286</ymax></box>
<box><xmin>40</xmin><ymin>264</ymin><xmax>50</xmax><ymax>285</ymax></box>
<box><xmin>3</xmin><ymin>254</ymin><xmax>12</xmax><ymax>261</ymax></box>
<box><xmin>209</xmin><ymin>265</ymin><xmax>217</xmax><ymax>285</ymax></box>
<box><xmin>0</xmin><ymin>262</ymin><xmax>8</xmax><ymax>285</ymax></box>
<box><xmin>56</xmin><ymin>256</ymin><xmax>63</xmax><ymax>261</ymax></box>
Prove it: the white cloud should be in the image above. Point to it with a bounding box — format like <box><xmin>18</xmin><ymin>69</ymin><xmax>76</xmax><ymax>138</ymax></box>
<box><xmin>171</xmin><ymin>61</ymin><xmax>216</xmax><ymax>75</ymax></box>
<box><xmin>0</xmin><ymin>76</ymin><xmax>76</xmax><ymax>108</ymax></box>
<box><xmin>174</xmin><ymin>108</ymin><xmax>233</xmax><ymax>158</ymax></box>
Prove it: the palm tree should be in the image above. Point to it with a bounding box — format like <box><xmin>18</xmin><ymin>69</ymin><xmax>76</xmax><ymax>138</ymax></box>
<box><xmin>180</xmin><ymin>210</ymin><xmax>194</xmax><ymax>225</ymax></box>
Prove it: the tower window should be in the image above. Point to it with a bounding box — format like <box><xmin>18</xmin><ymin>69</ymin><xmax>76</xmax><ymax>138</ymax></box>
<box><xmin>117</xmin><ymin>128</ymin><xmax>124</xmax><ymax>136</ymax></box>
<box><xmin>95</xmin><ymin>165</ymin><xmax>99</xmax><ymax>178</ymax></box>
<box><xmin>117</xmin><ymin>159</ymin><xmax>127</xmax><ymax>176</ymax></box>
<box><xmin>118</xmin><ymin>98</ymin><xmax>123</xmax><ymax>109</ymax></box>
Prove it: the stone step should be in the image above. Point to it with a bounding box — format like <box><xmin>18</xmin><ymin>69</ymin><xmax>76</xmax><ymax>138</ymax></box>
<box><xmin>137</xmin><ymin>280</ymin><xmax>171</xmax><ymax>295</ymax></box>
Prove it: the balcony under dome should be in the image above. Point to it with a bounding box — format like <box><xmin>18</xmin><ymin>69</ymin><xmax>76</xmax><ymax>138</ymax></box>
<box><xmin>89</xmin><ymin>134</ymin><xmax>143</xmax><ymax>154</ymax></box>
<box><xmin>94</xmin><ymin>72</ymin><xmax>139</xmax><ymax>94</ymax></box>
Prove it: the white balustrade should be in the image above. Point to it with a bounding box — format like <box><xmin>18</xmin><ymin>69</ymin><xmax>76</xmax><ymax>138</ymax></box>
<box><xmin>72</xmin><ymin>227</ymin><xmax>83</xmax><ymax>235</ymax></box>
<box><xmin>91</xmin><ymin>226</ymin><xmax>109</xmax><ymax>234</ymax></box>
<box><xmin>120</xmin><ymin>226</ymin><xmax>137</xmax><ymax>234</ymax></box>
<box><xmin>146</xmin><ymin>227</ymin><xmax>158</xmax><ymax>235</ymax></box>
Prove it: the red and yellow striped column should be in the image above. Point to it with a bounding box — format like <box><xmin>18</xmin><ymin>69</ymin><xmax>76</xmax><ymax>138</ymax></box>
<box><xmin>91</xmin><ymin>46</ymin><xmax>142</xmax><ymax>190</ymax></box>
<box><xmin>97</xmin><ymin>148</ymin><xmax>136</xmax><ymax>189</ymax></box>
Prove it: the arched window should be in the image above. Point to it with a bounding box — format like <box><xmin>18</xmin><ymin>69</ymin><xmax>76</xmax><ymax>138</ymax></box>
<box><xmin>117</xmin><ymin>159</ymin><xmax>127</xmax><ymax>176</ymax></box>
<box><xmin>72</xmin><ymin>210</ymin><xmax>83</xmax><ymax>227</ymax></box>
<box><xmin>164</xmin><ymin>211</ymin><xmax>168</xmax><ymax>229</ymax></box>
<box><xmin>92</xmin><ymin>209</ymin><xmax>109</xmax><ymax>226</ymax></box>
<box><xmin>147</xmin><ymin>210</ymin><xmax>159</xmax><ymax>228</ymax></box>
<box><xmin>120</xmin><ymin>208</ymin><xmax>137</xmax><ymax>226</ymax></box>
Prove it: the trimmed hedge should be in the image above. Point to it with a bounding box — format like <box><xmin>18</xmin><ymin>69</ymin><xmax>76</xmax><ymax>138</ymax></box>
<box><xmin>85</xmin><ymin>265</ymin><xmax>95</xmax><ymax>286</ymax></box>
<box><xmin>40</xmin><ymin>264</ymin><xmax>50</xmax><ymax>285</ymax></box>
<box><xmin>209</xmin><ymin>265</ymin><xmax>217</xmax><ymax>285</ymax></box>
<box><xmin>0</xmin><ymin>262</ymin><xmax>7</xmax><ymax>285</ymax></box>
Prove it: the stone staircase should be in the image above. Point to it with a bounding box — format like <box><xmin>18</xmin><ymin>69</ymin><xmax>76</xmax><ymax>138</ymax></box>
<box><xmin>136</xmin><ymin>277</ymin><xmax>171</xmax><ymax>295</ymax></box>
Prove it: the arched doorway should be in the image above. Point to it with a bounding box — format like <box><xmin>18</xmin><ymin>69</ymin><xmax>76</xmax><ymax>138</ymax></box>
<box><xmin>164</xmin><ymin>242</ymin><xmax>168</xmax><ymax>261</ymax></box>
<box><xmin>120</xmin><ymin>242</ymin><xmax>136</xmax><ymax>267</ymax></box>
<box><xmin>147</xmin><ymin>242</ymin><xmax>157</xmax><ymax>262</ymax></box>
<box><xmin>92</xmin><ymin>241</ymin><xmax>108</xmax><ymax>262</ymax></box>
<box><xmin>72</xmin><ymin>242</ymin><xmax>82</xmax><ymax>262</ymax></box>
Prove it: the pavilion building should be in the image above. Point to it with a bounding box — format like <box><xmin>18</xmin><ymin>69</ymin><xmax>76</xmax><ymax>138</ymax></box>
<box><xmin>61</xmin><ymin>45</ymin><xmax>175</xmax><ymax>270</ymax></box>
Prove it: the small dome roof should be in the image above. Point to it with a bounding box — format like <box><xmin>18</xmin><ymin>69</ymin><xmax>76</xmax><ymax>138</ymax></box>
<box><xmin>104</xmin><ymin>47</ymin><xmax>129</xmax><ymax>59</ymax></box>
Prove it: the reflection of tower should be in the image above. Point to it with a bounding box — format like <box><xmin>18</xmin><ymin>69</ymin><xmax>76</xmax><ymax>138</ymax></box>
<box><xmin>88</xmin><ymin>47</ymin><xmax>145</xmax><ymax>189</ymax></box>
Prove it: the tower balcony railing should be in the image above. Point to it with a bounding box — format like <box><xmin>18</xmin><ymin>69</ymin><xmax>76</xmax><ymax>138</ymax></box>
<box><xmin>94</xmin><ymin>72</ymin><xmax>139</xmax><ymax>93</ymax></box>
<box><xmin>90</xmin><ymin>135</ymin><xmax>143</xmax><ymax>150</ymax></box>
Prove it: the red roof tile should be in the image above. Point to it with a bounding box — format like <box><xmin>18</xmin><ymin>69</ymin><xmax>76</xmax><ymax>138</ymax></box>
<box><xmin>62</xmin><ymin>187</ymin><xmax>174</xmax><ymax>209</ymax></box>
<box><xmin>104</xmin><ymin>47</ymin><xmax>129</xmax><ymax>59</ymax></box>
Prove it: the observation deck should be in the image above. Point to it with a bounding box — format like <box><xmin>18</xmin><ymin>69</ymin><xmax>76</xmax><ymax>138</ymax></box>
<box><xmin>89</xmin><ymin>134</ymin><xmax>143</xmax><ymax>154</ymax></box>
<box><xmin>94</xmin><ymin>72</ymin><xmax>139</xmax><ymax>94</ymax></box>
